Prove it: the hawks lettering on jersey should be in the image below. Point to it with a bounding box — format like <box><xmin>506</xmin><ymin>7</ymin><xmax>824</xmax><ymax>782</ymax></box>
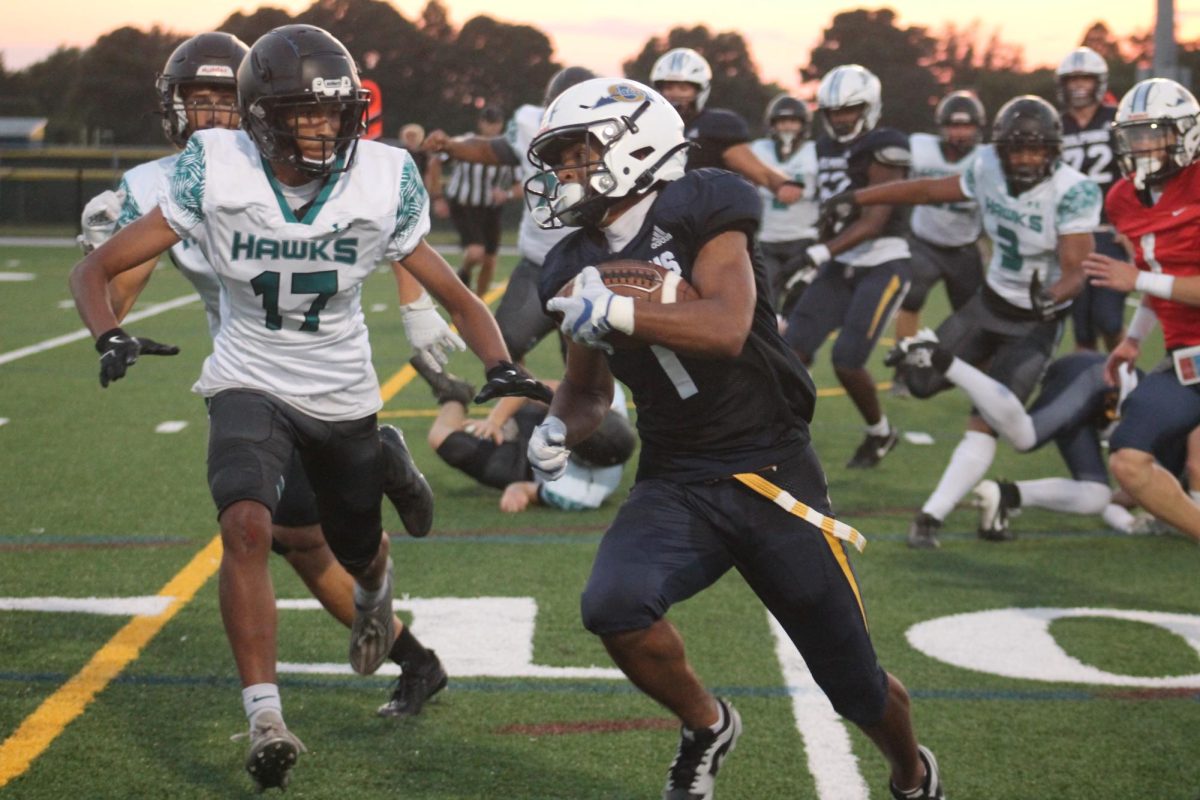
<box><xmin>815</xmin><ymin>127</ymin><xmax>911</xmax><ymax>265</ymax></box>
<box><xmin>683</xmin><ymin>107</ymin><xmax>751</xmax><ymax>171</ymax></box>
<box><xmin>1106</xmin><ymin>162</ymin><xmax>1200</xmax><ymax>350</ymax></box>
<box><xmin>749</xmin><ymin>137</ymin><xmax>818</xmax><ymax>242</ymax></box>
<box><xmin>1061</xmin><ymin>104</ymin><xmax>1120</xmax><ymax>223</ymax></box>
<box><xmin>539</xmin><ymin>169</ymin><xmax>816</xmax><ymax>483</ymax></box>
<box><xmin>960</xmin><ymin>144</ymin><xmax>1102</xmax><ymax>311</ymax></box>
<box><xmin>161</xmin><ymin>128</ymin><xmax>430</xmax><ymax>421</ymax></box>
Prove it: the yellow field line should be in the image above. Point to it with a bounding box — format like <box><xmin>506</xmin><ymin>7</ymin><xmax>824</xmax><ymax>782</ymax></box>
<box><xmin>0</xmin><ymin>280</ymin><xmax>511</xmax><ymax>787</ymax></box>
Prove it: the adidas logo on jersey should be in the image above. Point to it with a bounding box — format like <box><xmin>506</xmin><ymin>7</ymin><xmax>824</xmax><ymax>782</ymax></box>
<box><xmin>231</xmin><ymin>231</ymin><xmax>359</xmax><ymax>265</ymax></box>
<box><xmin>651</xmin><ymin>226</ymin><xmax>672</xmax><ymax>249</ymax></box>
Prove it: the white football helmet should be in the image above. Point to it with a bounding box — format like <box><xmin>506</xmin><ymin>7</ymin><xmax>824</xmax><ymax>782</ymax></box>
<box><xmin>1113</xmin><ymin>78</ymin><xmax>1200</xmax><ymax>190</ymax></box>
<box><xmin>816</xmin><ymin>65</ymin><xmax>882</xmax><ymax>143</ymax></box>
<box><xmin>650</xmin><ymin>47</ymin><xmax>712</xmax><ymax>113</ymax></box>
<box><xmin>525</xmin><ymin>78</ymin><xmax>689</xmax><ymax>229</ymax></box>
<box><xmin>1055</xmin><ymin>47</ymin><xmax>1108</xmax><ymax>108</ymax></box>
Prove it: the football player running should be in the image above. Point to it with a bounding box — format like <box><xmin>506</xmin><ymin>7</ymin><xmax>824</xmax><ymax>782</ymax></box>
<box><xmin>421</xmin><ymin>66</ymin><xmax>596</xmax><ymax>362</ymax></box>
<box><xmin>785</xmin><ymin>64</ymin><xmax>911</xmax><ymax>468</ymax></box>
<box><xmin>748</xmin><ymin>94</ymin><xmax>820</xmax><ymax>315</ymax></box>
<box><xmin>70</xmin><ymin>25</ymin><xmax>546</xmax><ymax>791</ymax></box>
<box><xmin>650</xmin><ymin>47</ymin><xmax>803</xmax><ymax>205</ymax></box>
<box><xmin>1082</xmin><ymin>77</ymin><xmax>1200</xmax><ymax>542</ymax></box>
<box><xmin>1057</xmin><ymin>46</ymin><xmax>1130</xmax><ymax>352</ymax></box>
<box><xmin>826</xmin><ymin>95</ymin><xmax>1101</xmax><ymax>548</ymax></box>
<box><xmin>891</xmin><ymin>90</ymin><xmax>986</xmax><ymax>394</ymax></box>
<box><xmin>528</xmin><ymin>77</ymin><xmax>944</xmax><ymax>800</ymax></box>
<box><xmin>77</xmin><ymin>30</ymin><xmax>457</xmax><ymax>741</ymax></box>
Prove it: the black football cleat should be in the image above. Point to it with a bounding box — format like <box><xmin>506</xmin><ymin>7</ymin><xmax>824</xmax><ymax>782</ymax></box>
<box><xmin>907</xmin><ymin>513</ymin><xmax>942</xmax><ymax>550</ymax></box>
<box><xmin>846</xmin><ymin>427</ymin><xmax>900</xmax><ymax>469</ymax></box>
<box><xmin>663</xmin><ymin>698</ymin><xmax>742</xmax><ymax>800</ymax></box>
<box><xmin>379</xmin><ymin>424</ymin><xmax>433</xmax><ymax>538</ymax></box>
<box><xmin>409</xmin><ymin>356</ymin><xmax>475</xmax><ymax>407</ymax></box>
<box><xmin>973</xmin><ymin>479</ymin><xmax>1020</xmax><ymax>542</ymax></box>
<box><xmin>377</xmin><ymin>650</ymin><xmax>448</xmax><ymax>718</ymax></box>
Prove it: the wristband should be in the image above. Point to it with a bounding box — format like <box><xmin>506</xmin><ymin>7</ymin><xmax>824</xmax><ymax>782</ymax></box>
<box><xmin>95</xmin><ymin>327</ymin><xmax>129</xmax><ymax>354</ymax></box>
<box><xmin>806</xmin><ymin>244</ymin><xmax>832</xmax><ymax>266</ymax></box>
<box><xmin>400</xmin><ymin>292</ymin><xmax>435</xmax><ymax>314</ymax></box>
<box><xmin>607</xmin><ymin>295</ymin><xmax>635</xmax><ymax>335</ymax></box>
<box><xmin>1125</xmin><ymin>303</ymin><xmax>1158</xmax><ymax>341</ymax></box>
<box><xmin>1135</xmin><ymin>271</ymin><xmax>1175</xmax><ymax>299</ymax></box>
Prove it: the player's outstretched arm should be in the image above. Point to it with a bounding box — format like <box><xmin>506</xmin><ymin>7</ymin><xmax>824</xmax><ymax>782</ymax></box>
<box><xmin>721</xmin><ymin>143</ymin><xmax>802</xmax><ymax>204</ymax></box>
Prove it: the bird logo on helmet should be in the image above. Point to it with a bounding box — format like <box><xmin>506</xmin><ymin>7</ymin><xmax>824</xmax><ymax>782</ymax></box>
<box><xmin>992</xmin><ymin>95</ymin><xmax>1063</xmax><ymax>195</ymax></box>
<box><xmin>1113</xmin><ymin>78</ymin><xmax>1200</xmax><ymax>190</ymax></box>
<box><xmin>238</xmin><ymin>25</ymin><xmax>370</xmax><ymax>179</ymax></box>
<box><xmin>1055</xmin><ymin>46</ymin><xmax>1109</xmax><ymax>109</ymax></box>
<box><xmin>650</xmin><ymin>48</ymin><xmax>713</xmax><ymax>117</ymax></box>
<box><xmin>525</xmin><ymin>78</ymin><xmax>690</xmax><ymax>229</ymax></box>
<box><xmin>816</xmin><ymin>65</ymin><xmax>882</xmax><ymax>143</ymax></box>
<box><xmin>157</xmin><ymin>32</ymin><xmax>249</xmax><ymax>148</ymax></box>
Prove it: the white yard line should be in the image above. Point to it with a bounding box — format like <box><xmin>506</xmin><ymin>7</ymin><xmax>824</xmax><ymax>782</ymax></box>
<box><xmin>0</xmin><ymin>294</ymin><xmax>199</xmax><ymax>366</ymax></box>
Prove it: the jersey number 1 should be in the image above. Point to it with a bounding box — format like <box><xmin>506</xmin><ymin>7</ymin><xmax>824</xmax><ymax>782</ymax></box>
<box><xmin>251</xmin><ymin>270</ymin><xmax>338</xmax><ymax>332</ymax></box>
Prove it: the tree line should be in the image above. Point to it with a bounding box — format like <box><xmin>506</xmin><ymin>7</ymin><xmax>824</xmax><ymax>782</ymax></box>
<box><xmin>1</xmin><ymin>0</ymin><xmax>1196</xmax><ymax>146</ymax></box>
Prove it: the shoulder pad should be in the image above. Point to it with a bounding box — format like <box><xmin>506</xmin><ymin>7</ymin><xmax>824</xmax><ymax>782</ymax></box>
<box><xmin>694</xmin><ymin>108</ymin><xmax>751</xmax><ymax>142</ymax></box>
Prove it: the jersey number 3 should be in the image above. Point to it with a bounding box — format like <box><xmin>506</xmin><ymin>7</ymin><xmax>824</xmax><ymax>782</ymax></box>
<box><xmin>251</xmin><ymin>270</ymin><xmax>338</xmax><ymax>332</ymax></box>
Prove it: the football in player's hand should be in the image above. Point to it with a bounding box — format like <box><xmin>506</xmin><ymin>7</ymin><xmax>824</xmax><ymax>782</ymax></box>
<box><xmin>553</xmin><ymin>260</ymin><xmax>700</xmax><ymax>349</ymax></box>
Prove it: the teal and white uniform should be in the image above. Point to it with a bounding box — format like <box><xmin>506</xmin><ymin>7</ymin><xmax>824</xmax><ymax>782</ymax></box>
<box><xmin>748</xmin><ymin>137</ymin><xmax>818</xmax><ymax>242</ymax></box>
<box><xmin>908</xmin><ymin>132</ymin><xmax>980</xmax><ymax>247</ymax></box>
<box><xmin>115</xmin><ymin>155</ymin><xmax>223</xmax><ymax>338</ymax></box>
<box><xmin>960</xmin><ymin>144</ymin><xmax>1101</xmax><ymax>313</ymax></box>
<box><xmin>161</xmin><ymin>129</ymin><xmax>429</xmax><ymax>421</ymax></box>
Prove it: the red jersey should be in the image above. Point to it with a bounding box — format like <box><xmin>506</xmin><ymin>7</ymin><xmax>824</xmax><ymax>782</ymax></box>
<box><xmin>1106</xmin><ymin>161</ymin><xmax>1200</xmax><ymax>350</ymax></box>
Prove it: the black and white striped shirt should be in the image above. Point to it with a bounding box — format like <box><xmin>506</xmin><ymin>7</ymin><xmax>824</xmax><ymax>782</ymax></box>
<box><xmin>445</xmin><ymin>160</ymin><xmax>516</xmax><ymax>207</ymax></box>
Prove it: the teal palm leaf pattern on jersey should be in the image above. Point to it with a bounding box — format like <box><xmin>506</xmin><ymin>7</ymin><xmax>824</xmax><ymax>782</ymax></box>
<box><xmin>115</xmin><ymin>177</ymin><xmax>141</xmax><ymax>230</ymax></box>
<box><xmin>1057</xmin><ymin>180</ymin><xmax>1102</xmax><ymax>227</ymax></box>
<box><xmin>392</xmin><ymin>156</ymin><xmax>430</xmax><ymax>249</ymax></box>
<box><xmin>170</xmin><ymin>137</ymin><xmax>207</xmax><ymax>228</ymax></box>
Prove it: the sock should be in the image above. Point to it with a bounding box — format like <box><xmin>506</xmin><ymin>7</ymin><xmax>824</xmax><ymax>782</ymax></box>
<box><xmin>242</xmin><ymin>683</ymin><xmax>282</xmax><ymax>726</ymax></box>
<box><xmin>1102</xmin><ymin>503</ymin><xmax>1137</xmax><ymax>533</ymax></box>
<box><xmin>866</xmin><ymin>415</ymin><xmax>891</xmax><ymax>437</ymax></box>
<box><xmin>354</xmin><ymin>580</ymin><xmax>388</xmax><ymax>607</ymax></box>
<box><xmin>1016</xmin><ymin>479</ymin><xmax>1111</xmax><ymax>514</ymax></box>
<box><xmin>945</xmin><ymin>359</ymin><xmax>1036</xmax><ymax>450</ymax></box>
<box><xmin>923</xmin><ymin>431</ymin><xmax>996</xmax><ymax>520</ymax></box>
<box><xmin>389</xmin><ymin>624</ymin><xmax>432</xmax><ymax>668</ymax></box>
<box><xmin>705</xmin><ymin>700</ymin><xmax>727</xmax><ymax>734</ymax></box>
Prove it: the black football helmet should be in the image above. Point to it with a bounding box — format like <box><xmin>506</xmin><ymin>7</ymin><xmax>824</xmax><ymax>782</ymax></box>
<box><xmin>238</xmin><ymin>25</ymin><xmax>370</xmax><ymax>179</ymax></box>
<box><xmin>764</xmin><ymin>94</ymin><xmax>810</xmax><ymax>158</ymax></box>
<box><xmin>157</xmin><ymin>32</ymin><xmax>249</xmax><ymax>148</ymax></box>
<box><xmin>542</xmin><ymin>66</ymin><xmax>597</xmax><ymax>107</ymax></box>
<box><xmin>992</xmin><ymin>96</ymin><xmax>1062</xmax><ymax>195</ymax></box>
<box><xmin>935</xmin><ymin>91</ymin><xmax>985</xmax><ymax>156</ymax></box>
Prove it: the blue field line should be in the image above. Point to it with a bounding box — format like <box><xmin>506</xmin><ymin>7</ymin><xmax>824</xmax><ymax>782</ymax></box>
<box><xmin>1</xmin><ymin>670</ymin><xmax>1194</xmax><ymax>703</ymax></box>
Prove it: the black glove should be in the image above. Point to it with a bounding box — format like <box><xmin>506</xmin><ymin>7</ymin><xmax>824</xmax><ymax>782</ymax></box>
<box><xmin>1028</xmin><ymin>272</ymin><xmax>1059</xmax><ymax>322</ymax></box>
<box><xmin>474</xmin><ymin>361</ymin><xmax>554</xmax><ymax>404</ymax></box>
<box><xmin>95</xmin><ymin>327</ymin><xmax>180</xmax><ymax>388</ymax></box>
<box><xmin>817</xmin><ymin>190</ymin><xmax>860</xmax><ymax>241</ymax></box>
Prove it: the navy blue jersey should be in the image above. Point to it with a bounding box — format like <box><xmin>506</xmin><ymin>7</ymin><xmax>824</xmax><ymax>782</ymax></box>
<box><xmin>1061</xmin><ymin>105</ymin><xmax>1119</xmax><ymax>223</ymax></box>
<box><xmin>815</xmin><ymin>127</ymin><xmax>910</xmax><ymax>240</ymax></box>
<box><xmin>539</xmin><ymin>169</ymin><xmax>817</xmax><ymax>483</ymax></box>
<box><xmin>684</xmin><ymin>108</ymin><xmax>751</xmax><ymax>172</ymax></box>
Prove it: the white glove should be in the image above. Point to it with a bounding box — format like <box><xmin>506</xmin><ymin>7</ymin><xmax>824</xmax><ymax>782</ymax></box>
<box><xmin>545</xmin><ymin>266</ymin><xmax>635</xmax><ymax>353</ymax></box>
<box><xmin>77</xmin><ymin>189</ymin><xmax>126</xmax><ymax>254</ymax></box>
<box><xmin>528</xmin><ymin>416</ymin><xmax>570</xmax><ymax>481</ymax></box>
<box><xmin>400</xmin><ymin>292</ymin><xmax>465</xmax><ymax>372</ymax></box>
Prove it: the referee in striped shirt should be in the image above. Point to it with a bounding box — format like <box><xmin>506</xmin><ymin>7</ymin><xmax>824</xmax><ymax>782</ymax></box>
<box><xmin>430</xmin><ymin>106</ymin><xmax>517</xmax><ymax>296</ymax></box>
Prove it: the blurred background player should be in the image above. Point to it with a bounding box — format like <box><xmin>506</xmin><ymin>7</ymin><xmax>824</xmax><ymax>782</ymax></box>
<box><xmin>650</xmin><ymin>47</ymin><xmax>803</xmax><ymax>207</ymax></box>
<box><xmin>426</xmin><ymin>105</ymin><xmax>516</xmax><ymax>297</ymax></box>
<box><xmin>410</xmin><ymin>360</ymin><xmax>635</xmax><ymax>513</ymax></box>
<box><xmin>891</xmin><ymin>90</ymin><xmax>985</xmax><ymax>395</ymax></box>
<box><xmin>421</xmin><ymin>66</ymin><xmax>596</xmax><ymax>362</ymax></box>
<box><xmin>827</xmin><ymin>95</ymin><xmax>1100</xmax><ymax>547</ymax></box>
<box><xmin>1084</xmin><ymin>77</ymin><xmax>1200</xmax><ymax>543</ymax></box>
<box><xmin>749</xmin><ymin>94</ymin><xmax>819</xmax><ymax>316</ymax></box>
<box><xmin>1056</xmin><ymin>46</ymin><xmax>1129</xmax><ymax>353</ymax></box>
<box><xmin>785</xmin><ymin>64</ymin><xmax>911</xmax><ymax>468</ymax></box>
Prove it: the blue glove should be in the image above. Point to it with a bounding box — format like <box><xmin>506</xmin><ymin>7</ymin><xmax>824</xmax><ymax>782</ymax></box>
<box><xmin>545</xmin><ymin>266</ymin><xmax>635</xmax><ymax>353</ymax></box>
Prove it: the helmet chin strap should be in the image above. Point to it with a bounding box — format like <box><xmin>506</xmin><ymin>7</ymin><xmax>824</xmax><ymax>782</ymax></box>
<box><xmin>774</xmin><ymin>130</ymin><xmax>797</xmax><ymax>159</ymax></box>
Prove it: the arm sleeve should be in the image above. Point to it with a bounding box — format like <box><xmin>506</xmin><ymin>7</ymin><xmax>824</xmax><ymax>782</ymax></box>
<box><xmin>1056</xmin><ymin>179</ymin><xmax>1103</xmax><ymax>234</ymax></box>
<box><xmin>384</xmin><ymin>156</ymin><xmax>433</xmax><ymax>261</ymax></box>
<box><xmin>160</xmin><ymin>136</ymin><xmax>207</xmax><ymax>239</ymax></box>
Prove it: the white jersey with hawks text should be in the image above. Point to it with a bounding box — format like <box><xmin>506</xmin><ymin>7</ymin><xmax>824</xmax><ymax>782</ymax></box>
<box><xmin>749</xmin><ymin>138</ymin><xmax>818</xmax><ymax>242</ymax></box>
<box><xmin>1061</xmin><ymin>104</ymin><xmax>1120</xmax><ymax>224</ymax></box>
<box><xmin>908</xmin><ymin>133</ymin><xmax>981</xmax><ymax>248</ymax></box>
<box><xmin>507</xmin><ymin>103</ymin><xmax>573</xmax><ymax>264</ymax></box>
<box><xmin>116</xmin><ymin>155</ymin><xmax>222</xmax><ymax>338</ymax></box>
<box><xmin>960</xmin><ymin>145</ymin><xmax>1102</xmax><ymax>311</ymax></box>
<box><xmin>161</xmin><ymin>129</ymin><xmax>430</xmax><ymax>421</ymax></box>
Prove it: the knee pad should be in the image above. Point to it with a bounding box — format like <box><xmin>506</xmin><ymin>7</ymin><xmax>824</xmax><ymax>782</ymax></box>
<box><xmin>824</xmin><ymin>665</ymin><xmax>889</xmax><ymax>727</ymax></box>
<box><xmin>580</xmin><ymin>584</ymin><xmax>658</xmax><ymax>636</ymax></box>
